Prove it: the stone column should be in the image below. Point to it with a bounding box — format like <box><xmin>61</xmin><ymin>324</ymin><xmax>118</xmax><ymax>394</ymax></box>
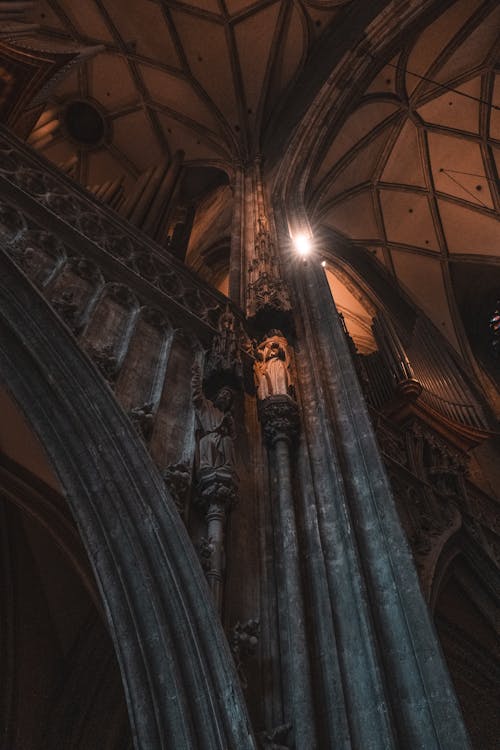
<box><xmin>288</xmin><ymin>258</ymin><xmax>470</xmax><ymax>749</ymax></box>
<box><xmin>258</xmin><ymin>394</ymin><xmax>317</xmax><ymax>750</ymax></box>
<box><xmin>196</xmin><ymin>467</ymin><xmax>237</xmax><ymax>614</ymax></box>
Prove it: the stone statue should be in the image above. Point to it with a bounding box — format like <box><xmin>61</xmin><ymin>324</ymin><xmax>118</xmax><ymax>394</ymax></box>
<box><xmin>192</xmin><ymin>363</ymin><xmax>236</xmax><ymax>472</ymax></box>
<box><xmin>254</xmin><ymin>330</ymin><xmax>292</xmax><ymax>400</ymax></box>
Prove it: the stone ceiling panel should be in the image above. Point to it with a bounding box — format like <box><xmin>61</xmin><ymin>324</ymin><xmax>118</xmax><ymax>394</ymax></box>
<box><xmin>405</xmin><ymin>0</ymin><xmax>483</xmax><ymax>96</ymax></box>
<box><xmin>366</xmin><ymin>55</ymin><xmax>400</xmax><ymax>96</ymax></box>
<box><xmin>157</xmin><ymin>112</ymin><xmax>229</xmax><ymax>164</ymax></box>
<box><xmin>62</xmin><ymin>0</ymin><xmax>114</xmax><ymax>43</ymax></box>
<box><xmin>90</xmin><ymin>53</ymin><xmax>138</xmax><ymax>111</ymax></box>
<box><xmin>139</xmin><ymin>63</ymin><xmax>220</xmax><ymax>134</ymax></box>
<box><xmin>319</xmin><ymin>125</ymin><xmax>393</xmax><ymax>204</ymax></box>
<box><xmin>381</xmin><ymin>120</ymin><xmax>426</xmax><ymax>188</ymax></box>
<box><xmin>271</xmin><ymin>4</ymin><xmax>305</xmax><ymax>103</ymax></box>
<box><xmin>113</xmin><ymin>110</ymin><xmax>163</xmax><ymax>172</ymax></box>
<box><xmin>417</xmin><ymin>77</ymin><xmax>481</xmax><ymax>134</ymax></box>
<box><xmin>427</xmin><ymin>131</ymin><xmax>494</xmax><ymax>209</ymax></box>
<box><xmin>315</xmin><ymin>100</ymin><xmax>400</xmax><ymax>184</ymax></box>
<box><xmin>435</xmin><ymin>5</ymin><xmax>500</xmax><ymax>85</ymax></box>
<box><xmin>109</xmin><ymin>0</ymin><xmax>180</xmax><ymax>69</ymax></box>
<box><xmin>184</xmin><ymin>0</ymin><xmax>221</xmax><ymax>13</ymax></box>
<box><xmin>170</xmin><ymin>10</ymin><xmax>240</xmax><ymax>133</ymax></box>
<box><xmin>34</xmin><ymin>0</ymin><xmax>70</xmax><ymax>31</ymax></box>
<box><xmin>380</xmin><ymin>189</ymin><xmax>440</xmax><ymax>252</ymax></box>
<box><xmin>234</xmin><ymin>2</ymin><xmax>281</xmax><ymax>123</ymax></box>
<box><xmin>226</xmin><ymin>0</ymin><xmax>269</xmax><ymax>15</ymax></box>
<box><xmin>303</xmin><ymin>5</ymin><xmax>340</xmax><ymax>38</ymax></box>
<box><xmin>438</xmin><ymin>199</ymin><xmax>500</xmax><ymax>256</ymax></box>
<box><xmin>323</xmin><ymin>190</ymin><xmax>381</xmax><ymax>241</ymax></box>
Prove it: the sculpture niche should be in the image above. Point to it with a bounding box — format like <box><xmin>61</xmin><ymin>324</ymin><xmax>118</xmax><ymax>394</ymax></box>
<box><xmin>254</xmin><ymin>329</ymin><xmax>292</xmax><ymax>400</ymax></box>
<box><xmin>192</xmin><ymin>363</ymin><xmax>238</xmax><ymax>611</ymax></box>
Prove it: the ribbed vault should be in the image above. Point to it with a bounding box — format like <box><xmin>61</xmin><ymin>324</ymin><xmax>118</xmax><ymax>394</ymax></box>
<box><xmin>22</xmin><ymin>0</ymin><xmax>354</xmax><ymax>188</ymax></box>
<box><xmin>306</xmin><ymin>0</ymin><xmax>500</xmax><ymax>354</ymax></box>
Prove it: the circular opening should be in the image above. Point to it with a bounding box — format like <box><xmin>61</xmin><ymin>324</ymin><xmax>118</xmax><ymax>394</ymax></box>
<box><xmin>63</xmin><ymin>100</ymin><xmax>105</xmax><ymax>147</ymax></box>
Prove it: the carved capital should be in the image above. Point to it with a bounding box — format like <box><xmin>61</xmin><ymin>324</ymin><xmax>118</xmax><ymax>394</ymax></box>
<box><xmin>195</xmin><ymin>466</ymin><xmax>238</xmax><ymax>513</ymax></box>
<box><xmin>258</xmin><ymin>394</ymin><xmax>300</xmax><ymax>446</ymax></box>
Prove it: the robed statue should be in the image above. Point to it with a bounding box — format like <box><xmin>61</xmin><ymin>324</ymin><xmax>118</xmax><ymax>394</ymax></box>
<box><xmin>254</xmin><ymin>330</ymin><xmax>292</xmax><ymax>400</ymax></box>
<box><xmin>192</xmin><ymin>363</ymin><xmax>236</xmax><ymax>472</ymax></box>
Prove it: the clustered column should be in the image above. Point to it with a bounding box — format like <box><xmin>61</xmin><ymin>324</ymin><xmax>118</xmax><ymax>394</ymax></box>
<box><xmin>253</xmin><ymin>331</ymin><xmax>317</xmax><ymax>749</ymax></box>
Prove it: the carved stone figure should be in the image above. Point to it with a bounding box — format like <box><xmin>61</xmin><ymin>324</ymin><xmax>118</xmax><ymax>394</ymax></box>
<box><xmin>192</xmin><ymin>363</ymin><xmax>236</xmax><ymax>472</ymax></box>
<box><xmin>254</xmin><ymin>330</ymin><xmax>292</xmax><ymax>400</ymax></box>
<box><xmin>204</xmin><ymin>305</ymin><xmax>243</xmax><ymax>385</ymax></box>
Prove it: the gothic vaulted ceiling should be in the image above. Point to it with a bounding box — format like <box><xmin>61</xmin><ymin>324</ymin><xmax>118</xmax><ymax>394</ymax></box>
<box><xmin>9</xmin><ymin>0</ymin><xmax>500</xmax><ymax>363</ymax></box>
<box><xmin>311</xmin><ymin>0</ymin><xmax>500</xmax><ymax>354</ymax></box>
<box><xmin>22</xmin><ymin>0</ymin><xmax>354</xmax><ymax>189</ymax></box>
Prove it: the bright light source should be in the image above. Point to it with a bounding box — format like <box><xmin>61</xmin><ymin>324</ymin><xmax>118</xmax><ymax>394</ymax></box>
<box><xmin>321</xmin><ymin>260</ymin><xmax>326</xmax><ymax>267</ymax></box>
<box><xmin>293</xmin><ymin>233</ymin><xmax>312</xmax><ymax>256</ymax></box>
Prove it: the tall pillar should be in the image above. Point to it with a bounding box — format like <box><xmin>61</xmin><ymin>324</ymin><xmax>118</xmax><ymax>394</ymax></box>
<box><xmin>196</xmin><ymin>469</ymin><xmax>237</xmax><ymax>614</ymax></box>
<box><xmin>258</xmin><ymin>394</ymin><xmax>317</xmax><ymax>750</ymax></box>
<box><xmin>286</xmin><ymin>256</ymin><xmax>470</xmax><ymax>748</ymax></box>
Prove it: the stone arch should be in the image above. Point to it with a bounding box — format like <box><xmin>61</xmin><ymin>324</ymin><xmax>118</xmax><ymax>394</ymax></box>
<box><xmin>0</xmin><ymin>249</ymin><xmax>255</xmax><ymax>750</ymax></box>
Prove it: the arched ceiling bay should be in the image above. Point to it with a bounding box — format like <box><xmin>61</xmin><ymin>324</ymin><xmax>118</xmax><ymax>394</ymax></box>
<box><xmin>312</xmin><ymin>0</ymin><xmax>500</xmax><ymax>353</ymax></box>
<box><xmin>22</xmin><ymin>0</ymin><xmax>354</xmax><ymax>192</ymax></box>
<box><xmin>325</xmin><ymin>267</ymin><xmax>377</xmax><ymax>354</ymax></box>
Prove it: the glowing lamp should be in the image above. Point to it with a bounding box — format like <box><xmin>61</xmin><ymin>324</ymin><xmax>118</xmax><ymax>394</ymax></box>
<box><xmin>293</xmin><ymin>233</ymin><xmax>312</xmax><ymax>256</ymax></box>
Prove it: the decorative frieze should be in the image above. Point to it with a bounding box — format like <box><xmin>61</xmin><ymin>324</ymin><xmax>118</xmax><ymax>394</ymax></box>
<box><xmin>0</xmin><ymin>130</ymin><xmax>228</xmax><ymax>329</ymax></box>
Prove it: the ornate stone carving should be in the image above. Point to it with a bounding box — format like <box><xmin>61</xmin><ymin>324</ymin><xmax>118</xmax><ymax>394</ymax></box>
<box><xmin>257</xmin><ymin>724</ymin><xmax>292</xmax><ymax>750</ymax></box>
<box><xmin>0</xmin><ymin>131</ymin><xmax>233</xmax><ymax>328</ymax></box>
<box><xmin>258</xmin><ymin>395</ymin><xmax>300</xmax><ymax>447</ymax></box>
<box><xmin>128</xmin><ymin>402</ymin><xmax>155</xmax><ymax>442</ymax></box>
<box><xmin>230</xmin><ymin>619</ymin><xmax>260</xmax><ymax>689</ymax></box>
<box><xmin>254</xmin><ymin>330</ymin><xmax>293</xmax><ymax>400</ymax></box>
<box><xmin>197</xmin><ymin>537</ymin><xmax>214</xmax><ymax>571</ymax></box>
<box><xmin>196</xmin><ymin>469</ymin><xmax>238</xmax><ymax>513</ymax></box>
<box><xmin>131</xmin><ymin>249</ymin><xmax>159</xmax><ymax>280</ymax></box>
<box><xmin>162</xmin><ymin>462</ymin><xmax>191</xmax><ymax>513</ymax></box>
<box><xmin>106</xmin><ymin>282</ymin><xmax>136</xmax><ymax>308</ymax></box>
<box><xmin>192</xmin><ymin>362</ymin><xmax>238</xmax><ymax>610</ymax></box>
<box><xmin>68</xmin><ymin>257</ymin><xmax>100</xmax><ymax>281</ymax></box>
<box><xmin>192</xmin><ymin>363</ymin><xmax>236</xmax><ymax>476</ymax></box>
<box><xmin>50</xmin><ymin>289</ymin><xmax>80</xmax><ymax>331</ymax></box>
<box><xmin>86</xmin><ymin>343</ymin><xmax>118</xmax><ymax>383</ymax></box>
<box><xmin>0</xmin><ymin>203</ymin><xmax>23</xmax><ymax>238</ymax></box>
<box><xmin>247</xmin><ymin>217</ymin><xmax>291</xmax><ymax>318</ymax></box>
<box><xmin>141</xmin><ymin>306</ymin><xmax>169</xmax><ymax>330</ymax></box>
<box><xmin>204</xmin><ymin>305</ymin><xmax>243</xmax><ymax>388</ymax></box>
